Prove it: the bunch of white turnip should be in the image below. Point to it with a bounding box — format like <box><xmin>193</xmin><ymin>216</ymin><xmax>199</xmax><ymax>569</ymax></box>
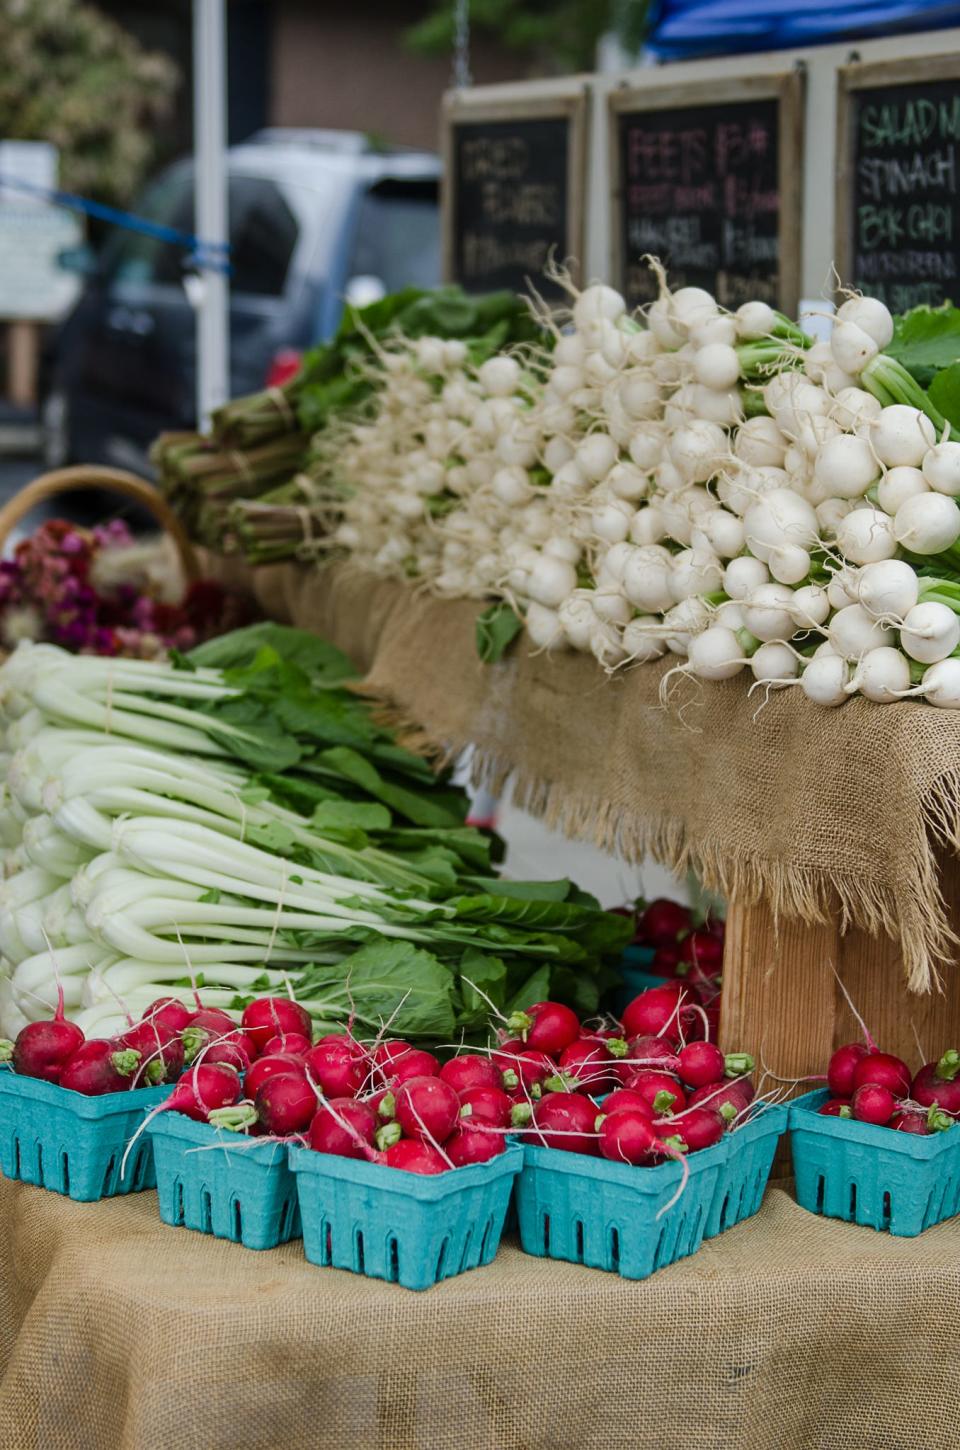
<box><xmin>324</xmin><ymin>261</ymin><xmax>960</xmax><ymax>708</ymax></box>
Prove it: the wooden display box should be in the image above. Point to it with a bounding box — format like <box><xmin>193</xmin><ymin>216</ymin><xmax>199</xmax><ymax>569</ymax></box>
<box><xmin>718</xmin><ymin>854</ymin><xmax>960</xmax><ymax>1083</ymax></box>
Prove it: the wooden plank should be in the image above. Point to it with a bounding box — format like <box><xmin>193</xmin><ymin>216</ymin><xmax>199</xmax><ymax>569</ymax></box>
<box><xmin>720</xmin><ymin>853</ymin><xmax>960</xmax><ymax>1086</ymax></box>
<box><xmin>7</xmin><ymin>321</ymin><xmax>39</xmax><ymax>407</ymax></box>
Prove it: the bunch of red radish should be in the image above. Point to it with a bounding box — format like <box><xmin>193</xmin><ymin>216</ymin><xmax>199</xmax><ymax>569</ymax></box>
<box><xmin>503</xmin><ymin>986</ymin><xmax>754</xmax><ymax>1167</ymax></box>
<box><xmin>0</xmin><ymin>992</ymin><xmax>192</xmax><ymax>1095</ymax></box>
<box><xmin>817</xmin><ymin>1038</ymin><xmax>960</xmax><ymax>1133</ymax></box>
<box><xmin>619</xmin><ymin>897</ymin><xmax>724</xmax><ymax>1013</ymax></box>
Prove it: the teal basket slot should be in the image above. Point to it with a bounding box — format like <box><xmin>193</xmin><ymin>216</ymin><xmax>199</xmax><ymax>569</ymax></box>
<box><xmin>0</xmin><ymin>1071</ymin><xmax>171</xmax><ymax>1201</ymax></box>
<box><xmin>515</xmin><ymin>1136</ymin><xmax>726</xmax><ymax>1279</ymax></box>
<box><xmin>704</xmin><ymin>1102</ymin><xmax>788</xmax><ymax>1238</ymax></box>
<box><xmin>790</xmin><ymin>1088</ymin><xmax>960</xmax><ymax>1237</ymax></box>
<box><xmin>289</xmin><ymin>1140</ymin><xmax>524</xmax><ymax>1291</ymax></box>
<box><xmin>148</xmin><ymin>1113</ymin><xmax>300</xmax><ymax>1250</ymax></box>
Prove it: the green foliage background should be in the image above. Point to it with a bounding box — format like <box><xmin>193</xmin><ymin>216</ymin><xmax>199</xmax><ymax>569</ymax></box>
<box><xmin>406</xmin><ymin>0</ymin><xmax>652</xmax><ymax>74</ymax></box>
<box><xmin>0</xmin><ymin>0</ymin><xmax>178</xmax><ymax>205</ymax></box>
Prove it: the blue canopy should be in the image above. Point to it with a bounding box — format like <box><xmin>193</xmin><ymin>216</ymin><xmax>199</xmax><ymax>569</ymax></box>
<box><xmin>647</xmin><ymin>0</ymin><xmax>960</xmax><ymax>59</ymax></box>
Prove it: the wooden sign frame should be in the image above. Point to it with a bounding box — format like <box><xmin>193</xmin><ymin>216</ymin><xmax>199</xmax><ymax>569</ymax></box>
<box><xmin>835</xmin><ymin>53</ymin><xmax>960</xmax><ymax>292</ymax></box>
<box><xmin>440</xmin><ymin>86</ymin><xmax>590</xmax><ymax>293</ymax></box>
<box><xmin>608</xmin><ymin>71</ymin><xmax>804</xmax><ymax>317</ymax></box>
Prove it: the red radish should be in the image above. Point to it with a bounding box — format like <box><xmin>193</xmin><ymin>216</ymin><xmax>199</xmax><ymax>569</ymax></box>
<box><xmin>599</xmin><ymin>1107</ymin><xmax>665</xmax><ymax>1165</ymax></box>
<box><xmin>687</xmin><ymin>1078</ymin><xmax>754</xmax><ymax>1123</ymax></box>
<box><xmin>438</xmin><ymin>1054</ymin><xmax>503</xmax><ymax>1095</ymax></box>
<box><xmin>446</xmin><ymin>1125</ymin><xmax>505</xmax><ymax>1166</ymax></box>
<box><xmin>366</xmin><ymin>1088</ymin><xmax>396</xmax><ymax>1120</ymax></box>
<box><xmin>506</xmin><ymin>1000</ymin><xmax>580</xmax><ymax>1056</ymax></box>
<box><xmin>491</xmin><ymin>1040</ymin><xmax>555</xmax><ymax>1093</ymax></box>
<box><xmin>657</xmin><ymin>1106</ymin><xmax>724</xmax><ymax>1153</ymax></box>
<box><xmin>827</xmin><ymin>1042</ymin><xmax>871</xmax><ymax>1097</ymax></box>
<box><xmin>638</xmin><ymin>897</ymin><xmax>691</xmax><ymax>946</ymax></box>
<box><xmin>911</xmin><ymin>1050</ymin><xmax>960</xmax><ymax>1116</ymax></box>
<box><xmin>621</xmin><ymin>982</ymin><xmax>695</xmax><ymax>1044</ymax></box>
<box><xmin>651</xmin><ymin>944</ymin><xmax>682</xmax><ymax>977</ymax></box>
<box><xmin>182</xmin><ymin>1018</ymin><xmax>256</xmax><ymax>1067</ymax></box>
<box><xmin>304</xmin><ymin>1040</ymin><xmax>367</xmax><ymax>1097</ymax></box>
<box><xmin>680</xmin><ymin>928</ymin><xmax>723</xmax><ymax>971</ymax></box>
<box><xmin>166</xmin><ymin>1063</ymin><xmax>241</xmax><ymax>1121</ymax></box>
<box><xmin>11</xmin><ymin>987</ymin><xmax>85</xmax><ymax>1084</ymax></box>
<box><xmin>188</xmin><ymin>1007</ymin><xmax>237</xmax><ymax>1036</ymax></box>
<box><xmin>890</xmin><ymin>1110</ymin><xmax>929</xmax><ymax>1134</ymax></box>
<box><xmin>120</xmin><ymin>1019</ymin><xmax>184</xmax><ymax>1086</ymax></box>
<box><xmin>556</xmin><ymin>1039</ymin><xmax>615</xmax><ymax>1093</ymax></box>
<box><xmin>59</xmin><ymin>1040</ymin><xmax>141</xmax><ymax>1096</ymax></box>
<box><xmin>528</xmin><ymin>1092</ymin><xmax>598</xmax><ymax>1154</ymax></box>
<box><xmin>851</xmin><ymin>1052</ymin><xmax>911</xmax><ymax>1098</ymax></box>
<box><xmin>457</xmin><ymin>1086</ymin><xmax>513</xmax><ymax>1128</ymax></box>
<box><xmin>372</xmin><ymin>1039</ymin><xmax>413</xmax><ymax>1070</ymax></box>
<box><xmin>261</xmin><ymin>1032</ymin><xmax>312</xmax><ymax>1059</ymax></box>
<box><xmin>818</xmin><ymin>1098</ymin><xmax>852</xmax><ymax>1117</ymax></box>
<box><xmin>142</xmin><ymin>997</ymin><xmax>192</xmax><ymax>1034</ymax></box>
<box><xmin>677</xmin><ymin>1043</ymin><xmax>753</xmax><ymax>1089</ymax></box>
<box><xmin>240</xmin><ymin>996</ymin><xmax>312</xmax><ymax>1053</ymax></box>
<box><xmin>623</xmin><ymin>1070</ymin><xmax>686</xmax><ymax>1116</ymax></box>
<box><xmin>599</xmin><ymin>1088</ymin><xmax>654</xmax><ymax>1119</ymax></box>
<box><xmin>308</xmin><ymin>1098</ymin><xmax>377</xmax><ymax>1158</ymax></box>
<box><xmin>198</xmin><ymin>1035</ymin><xmax>257</xmax><ymax>1073</ymax></box>
<box><xmin>244</xmin><ymin>1052</ymin><xmax>308</xmax><ymax>1098</ymax></box>
<box><xmin>851</xmin><ymin>1082</ymin><xmax>896</xmax><ymax>1125</ymax></box>
<box><xmin>384</xmin><ymin>1139</ymin><xmax>447</xmax><ymax>1174</ymax></box>
<box><xmin>253</xmin><ymin>1073</ymin><xmax>318</xmax><ymax>1137</ymax></box>
<box><xmin>394</xmin><ymin>1076</ymin><xmax>460</xmax><ymax>1144</ymax></box>
<box><xmin>314</xmin><ymin>1031</ymin><xmax>367</xmax><ymax>1058</ymax></box>
<box><xmin>386</xmin><ymin>1049</ymin><xmax>440</xmax><ymax>1084</ymax></box>
<box><xmin>614</xmin><ymin>1033</ymin><xmax>677</xmax><ymax>1083</ymax></box>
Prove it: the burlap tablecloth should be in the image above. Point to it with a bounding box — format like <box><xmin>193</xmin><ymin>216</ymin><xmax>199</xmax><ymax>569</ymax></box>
<box><xmin>206</xmin><ymin>556</ymin><xmax>960</xmax><ymax>993</ymax></box>
<box><xmin>0</xmin><ymin>1175</ymin><xmax>958</xmax><ymax>1449</ymax></box>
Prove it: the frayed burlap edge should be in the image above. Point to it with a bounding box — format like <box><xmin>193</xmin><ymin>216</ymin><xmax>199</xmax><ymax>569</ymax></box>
<box><xmin>355</xmin><ymin>684</ymin><xmax>955</xmax><ymax>995</ymax></box>
<box><xmin>199</xmin><ymin>549</ymin><xmax>960</xmax><ymax>996</ymax></box>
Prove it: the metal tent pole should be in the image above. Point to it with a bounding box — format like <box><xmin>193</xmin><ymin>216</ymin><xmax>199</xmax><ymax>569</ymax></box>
<box><xmin>192</xmin><ymin>0</ymin><xmax>229</xmax><ymax>430</ymax></box>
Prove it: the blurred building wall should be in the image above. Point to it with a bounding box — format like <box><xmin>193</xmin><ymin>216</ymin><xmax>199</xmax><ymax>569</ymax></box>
<box><xmin>270</xmin><ymin>0</ymin><xmax>523</xmax><ymax>151</ymax></box>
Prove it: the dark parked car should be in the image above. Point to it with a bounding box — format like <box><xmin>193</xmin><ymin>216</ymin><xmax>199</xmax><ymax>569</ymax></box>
<box><xmin>42</xmin><ymin>129</ymin><xmax>441</xmax><ymax>472</ymax></box>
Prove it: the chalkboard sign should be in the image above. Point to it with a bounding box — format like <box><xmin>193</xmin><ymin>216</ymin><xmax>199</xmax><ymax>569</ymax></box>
<box><xmin>441</xmin><ymin>90</ymin><xmax>588</xmax><ymax>301</ymax></box>
<box><xmin>837</xmin><ymin>57</ymin><xmax>960</xmax><ymax>312</ymax></box>
<box><xmin>609</xmin><ymin>74</ymin><xmax>803</xmax><ymax>315</ymax></box>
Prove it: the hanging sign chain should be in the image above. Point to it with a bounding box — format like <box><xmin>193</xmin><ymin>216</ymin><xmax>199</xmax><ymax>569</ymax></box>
<box><xmin>453</xmin><ymin>0</ymin><xmax>472</xmax><ymax>89</ymax></box>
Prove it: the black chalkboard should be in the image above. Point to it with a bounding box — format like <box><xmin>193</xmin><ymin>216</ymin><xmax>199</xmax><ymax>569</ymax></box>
<box><xmin>612</xmin><ymin>78</ymin><xmax>802</xmax><ymax>315</ymax></box>
<box><xmin>843</xmin><ymin>74</ymin><xmax>960</xmax><ymax>312</ymax></box>
<box><xmin>445</xmin><ymin>112</ymin><xmax>577</xmax><ymax>300</ymax></box>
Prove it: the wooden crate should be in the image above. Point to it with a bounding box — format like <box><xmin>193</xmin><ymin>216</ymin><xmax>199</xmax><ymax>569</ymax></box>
<box><xmin>718</xmin><ymin>854</ymin><xmax>960</xmax><ymax>1083</ymax></box>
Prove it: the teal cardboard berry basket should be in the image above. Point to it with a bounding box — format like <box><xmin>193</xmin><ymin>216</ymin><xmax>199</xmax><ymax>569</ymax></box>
<box><xmin>705</xmin><ymin>1102</ymin><xmax>788</xmax><ymax>1238</ymax></box>
<box><xmin>289</xmin><ymin>1141</ymin><xmax>523</xmax><ymax>1291</ymax></box>
<box><xmin>148</xmin><ymin>1112</ymin><xmax>301</xmax><ymax>1250</ymax></box>
<box><xmin>516</xmin><ymin>1102</ymin><xmax>787</xmax><ymax>1279</ymax></box>
<box><xmin>0</xmin><ymin>1070</ymin><xmax>171</xmax><ymax>1201</ymax></box>
<box><xmin>515</xmin><ymin>1134</ymin><xmax>725</xmax><ymax>1279</ymax></box>
<box><xmin>790</xmin><ymin>1088</ymin><xmax>960</xmax><ymax>1236</ymax></box>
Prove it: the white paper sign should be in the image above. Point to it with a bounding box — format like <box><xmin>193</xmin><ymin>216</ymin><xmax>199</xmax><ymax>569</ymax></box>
<box><xmin>0</xmin><ymin>140</ymin><xmax>82</xmax><ymax>320</ymax></box>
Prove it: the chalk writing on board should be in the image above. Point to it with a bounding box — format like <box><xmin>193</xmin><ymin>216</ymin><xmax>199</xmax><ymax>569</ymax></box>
<box><xmin>617</xmin><ymin>100</ymin><xmax>782</xmax><ymax>311</ymax></box>
<box><xmin>451</xmin><ymin>117</ymin><xmax>569</xmax><ymax>297</ymax></box>
<box><xmin>851</xmin><ymin>82</ymin><xmax>960</xmax><ymax>311</ymax></box>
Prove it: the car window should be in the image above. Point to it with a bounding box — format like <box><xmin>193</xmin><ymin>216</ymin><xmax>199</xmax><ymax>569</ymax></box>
<box><xmin>102</xmin><ymin>170</ymin><xmax>298</xmax><ymax>297</ymax></box>
<box><xmin>348</xmin><ymin>179</ymin><xmax>440</xmax><ymax>292</ymax></box>
<box><xmin>229</xmin><ymin>176</ymin><xmax>299</xmax><ymax>297</ymax></box>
